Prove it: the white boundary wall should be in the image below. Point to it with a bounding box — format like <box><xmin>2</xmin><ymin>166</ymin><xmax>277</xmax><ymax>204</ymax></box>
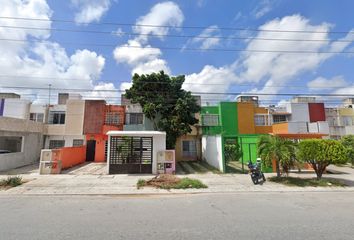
<box><xmin>202</xmin><ymin>135</ymin><xmax>224</xmax><ymax>172</ymax></box>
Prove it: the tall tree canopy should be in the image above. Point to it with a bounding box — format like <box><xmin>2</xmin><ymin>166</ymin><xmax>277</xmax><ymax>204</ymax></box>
<box><xmin>125</xmin><ymin>71</ymin><xmax>201</xmax><ymax>149</ymax></box>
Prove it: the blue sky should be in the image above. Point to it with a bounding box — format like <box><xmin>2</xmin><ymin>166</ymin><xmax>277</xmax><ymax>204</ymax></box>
<box><xmin>1</xmin><ymin>0</ymin><xmax>354</xmax><ymax>104</ymax></box>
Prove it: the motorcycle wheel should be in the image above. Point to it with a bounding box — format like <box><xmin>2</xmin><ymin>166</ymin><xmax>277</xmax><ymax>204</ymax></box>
<box><xmin>262</xmin><ymin>173</ymin><xmax>266</xmax><ymax>182</ymax></box>
<box><xmin>251</xmin><ymin>176</ymin><xmax>258</xmax><ymax>185</ymax></box>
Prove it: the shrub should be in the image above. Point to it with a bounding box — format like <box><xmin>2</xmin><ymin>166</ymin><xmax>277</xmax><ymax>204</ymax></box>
<box><xmin>297</xmin><ymin>139</ymin><xmax>348</xmax><ymax>180</ymax></box>
<box><xmin>0</xmin><ymin>176</ymin><xmax>23</xmax><ymax>188</ymax></box>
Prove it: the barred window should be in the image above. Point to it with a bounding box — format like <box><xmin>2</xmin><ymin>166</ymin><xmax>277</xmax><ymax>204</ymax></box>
<box><xmin>105</xmin><ymin>112</ymin><xmax>121</xmax><ymax>126</ymax></box>
<box><xmin>73</xmin><ymin>139</ymin><xmax>84</xmax><ymax>147</ymax></box>
<box><xmin>126</xmin><ymin>113</ymin><xmax>144</xmax><ymax>125</ymax></box>
<box><xmin>273</xmin><ymin>115</ymin><xmax>287</xmax><ymax>123</ymax></box>
<box><xmin>254</xmin><ymin>115</ymin><xmax>269</xmax><ymax>126</ymax></box>
<box><xmin>202</xmin><ymin>114</ymin><xmax>219</xmax><ymax>126</ymax></box>
<box><xmin>49</xmin><ymin>140</ymin><xmax>65</xmax><ymax>149</ymax></box>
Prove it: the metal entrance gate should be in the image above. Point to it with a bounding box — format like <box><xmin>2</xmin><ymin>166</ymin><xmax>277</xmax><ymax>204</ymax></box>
<box><xmin>109</xmin><ymin>136</ymin><xmax>153</xmax><ymax>174</ymax></box>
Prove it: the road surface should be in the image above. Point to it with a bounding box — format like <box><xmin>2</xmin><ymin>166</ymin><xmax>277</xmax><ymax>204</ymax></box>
<box><xmin>0</xmin><ymin>192</ymin><xmax>353</xmax><ymax>240</ymax></box>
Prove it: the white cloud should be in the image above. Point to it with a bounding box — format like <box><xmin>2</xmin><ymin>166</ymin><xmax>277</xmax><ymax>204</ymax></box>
<box><xmin>71</xmin><ymin>0</ymin><xmax>112</xmax><ymax>24</ymax></box>
<box><xmin>133</xmin><ymin>1</ymin><xmax>184</xmax><ymax>43</ymax></box>
<box><xmin>308</xmin><ymin>76</ymin><xmax>347</xmax><ymax>90</ymax></box>
<box><xmin>196</xmin><ymin>0</ymin><xmax>206</xmax><ymax>8</ymax></box>
<box><xmin>252</xmin><ymin>0</ymin><xmax>277</xmax><ymax>19</ymax></box>
<box><xmin>183</xmin><ymin>15</ymin><xmax>354</xmax><ymax>102</ymax></box>
<box><xmin>238</xmin><ymin>15</ymin><xmax>354</xmax><ymax>95</ymax></box>
<box><xmin>185</xmin><ymin>25</ymin><xmax>221</xmax><ymax>50</ymax></box>
<box><xmin>184</xmin><ymin>65</ymin><xmax>239</xmax><ymax>93</ymax></box>
<box><xmin>87</xmin><ymin>82</ymin><xmax>119</xmax><ymax>103</ymax></box>
<box><xmin>0</xmin><ymin>0</ymin><xmax>109</xmax><ymax>103</ymax></box>
<box><xmin>114</xmin><ymin>1</ymin><xmax>183</xmax><ymax>86</ymax></box>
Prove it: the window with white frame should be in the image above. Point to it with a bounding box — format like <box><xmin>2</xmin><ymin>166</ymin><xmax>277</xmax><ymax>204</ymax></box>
<box><xmin>48</xmin><ymin>111</ymin><xmax>66</xmax><ymax>124</ymax></box>
<box><xmin>105</xmin><ymin>112</ymin><xmax>121</xmax><ymax>126</ymax></box>
<box><xmin>72</xmin><ymin>139</ymin><xmax>84</xmax><ymax>147</ymax></box>
<box><xmin>0</xmin><ymin>136</ymin><xmax>23</xmax><ymax>153</ymax></box>
<box><xmin>273</xmin><ymin>115</ymin><xmax>287</xmax><ymax>123</ymax></box>
<box><xmin>202</xmin><ymin>114</ymin><xmax>219</xmax><ymax>126</ymax></box>
<box><xmin>49</xmin><ymin>140</ymin><xmax>65</xmax><ymax>149</ymax></box>
<box><xmin>182</xmin><ymin>140</ymin><xmax>197</xmax><ymax>157</ymax></box>
<box><xmin>254</xmin><ymin>114</ymin><xmax>269</xmax><ymax>126</ymax></box>
<box><xmin>30</xmin><ymin>113</ymin><xmax>44</xmax><ymax>123</ymax></box>
<box><xmin>126</xmin><ymin>113</ymin><xmax>144</xmax><ymax>125</ymax></box>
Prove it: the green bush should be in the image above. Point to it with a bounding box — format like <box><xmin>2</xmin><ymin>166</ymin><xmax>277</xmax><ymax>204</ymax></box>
<box><xmin>341</xmin><ymin>135</ymin><xmax>354</xmax><ymax>165</ymax></box>
<box><xmin>0</xmin><ymin>176</ymin><xmax>23</xmax><ymax>188</ymax></box>
<box><xmin>136</xmin><ymin>179</ymin><xmax>146</xmax><ymax>189</ymax></box>
<box><xmin>297</xmin><ymin>139</ymin><xmax>348</xmax><ymax>180</ymax></box>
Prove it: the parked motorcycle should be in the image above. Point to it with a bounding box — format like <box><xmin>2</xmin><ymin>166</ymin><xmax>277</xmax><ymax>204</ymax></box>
<box><xmin>247</xmin><ymin>161</ymin><xmax>266</xmax><ymax>185</ymax></box>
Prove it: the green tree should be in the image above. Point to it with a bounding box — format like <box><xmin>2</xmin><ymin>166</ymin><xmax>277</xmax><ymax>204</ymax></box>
<box><xmin>297</xmin><ymin>139</ymin><xmax>348</xmax><ymax>180</ymax></box>
<box><xmin>125</xmin><ymin>71</ymin><xmax>200</xmax><ymax>149</ymax></box>
<box><xmin>257</xmin><ymin>135</ymin><xmax>296</xmax><ymax>177</ymax></box>
<box><xmin>341</xmin><ymin>135</ymin><xmax>354</xmax><ymax>165</ymax></box>
<box><xmin>224</xmin><ymin>142</ymin><xmax>243</xmax><ymax>162</ymax></box>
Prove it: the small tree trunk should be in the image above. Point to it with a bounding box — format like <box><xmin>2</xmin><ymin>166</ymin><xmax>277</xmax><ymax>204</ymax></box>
<box><xmin>276</xmin><ymin>160</ymin><xmax>281</xmax><ymax>178</ymax></box>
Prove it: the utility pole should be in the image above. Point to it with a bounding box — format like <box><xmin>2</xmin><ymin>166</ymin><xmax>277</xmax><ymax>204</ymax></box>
<box><xmin>48</xmin><ymin>84</ymin><xmax>52</xmax><ymax>105</ymax></box>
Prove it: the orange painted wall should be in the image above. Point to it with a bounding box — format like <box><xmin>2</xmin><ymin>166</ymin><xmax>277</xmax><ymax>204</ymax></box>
<box><xmin>272</xmin><ymin>123</ymin><xmax>289</xmax><ymax>134</ymax></box>
<box><xmin>255</xmin><ymin>126</ymin><xmax>273</xmax><ymax>134</ymax></box>
<box><xmin>52</xmin><ymin>146</ymin><xmax>86</xmax><ymax>169</ymax></box>
<box><xmin>237</xmin><ymin>102</ymin><xmax>255</xmax><ymax>134</ymax></box>
<box><xmin>86</xmin><ymin>134</ymin><xmax>108</xmax><ymax>162</ymax></box>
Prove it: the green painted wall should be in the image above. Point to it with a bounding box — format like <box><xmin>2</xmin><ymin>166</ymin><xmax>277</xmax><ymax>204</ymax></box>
<box><xmin>201</xmin><ymin>106</ymin><xmax>222</xmax><ymax>135</ymax></box>
<box><xmin>202</xmin><ymin>103</ymin><xmax>272</xmax><ymax>173</ymax></box>
<box><xmin>219</xmin><ymin>102</ymin><xmax>238</xmax><ymax>137</ymax></box>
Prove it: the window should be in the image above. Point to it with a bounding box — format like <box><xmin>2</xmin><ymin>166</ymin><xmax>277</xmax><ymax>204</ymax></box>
<box><xmin>273</xmin><ymin>115</ymin><xmax>287</xmax><ymax>123</ymax></box>
<box><xmin>30</xmin><ymin>113</ymin><xmax>44</xmax><ymax>123</ymax></box>
<box><xmin>341</xmin><ymin>116</ymin><xmax>353</xmax><ymax>126</ymax></box>
<box><xmin>254</xmin><ymin>115</ymin><xmax>269</xmax><ymax>126</ymax></box>
<box><xmin>182</xmin><ymin>140</ymin><xmax>197</xmax><ymax>157</ymax></box>
<box><xmin>48</xmin><ymin>111</ymin><xmax>66</xmax><ymax>124</ymax></box>
<box><xmin>104</xmin><ymin>140</ymin><xmax>108</xmax><ymax>160</ymax></box>
<box><xmin>202</xmin><ymin>114</ymin><xmax>219</xmax><ymax>126</ymax></box>
<box><xmin>105</xmin><ymin>112</ymin><xmax>121</xmax><ymax>126</ymax></box>
<box><xmin>72</xmin><ymin>139</ymin><xmax>84</xmax><ymax>147</ymax></box>
<box><xmin>0</xmin><ymin>136</ymin><xmax>23</xmax><ymax>153</ymax></box>
<box><xmin>49</xmin><ymin>140</ymin><xmax>65</xmax><ymax>149</ymax></box>
<box><xmin>126</xmin><ymin>113</ymin><xmax>143</xmax><ymax>125</ymax></box>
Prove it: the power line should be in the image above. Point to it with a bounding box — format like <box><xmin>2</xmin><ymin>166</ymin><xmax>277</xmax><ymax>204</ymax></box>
<box><xmin>1</xmin><ymin>85</ymin><xmax>353</xmax><ymax>97</ymax></box>
<box><xmin>0</xmin><ymin>25</ymin><xmax>353</xmax><ymax>43</ymax></box>
<box><xmin>0</xmin><ymin>16</ymin><xmax>353</xmax><ymax>35</ymax></box>
<box><xmin>1</xmin><ymin>38</ymin><xmax>353</xmax><ymax>54</ymax></box>
<box><xmin>0</xmin><ymin>74</ymin><xmax>351</xmax><ymax>89</ymax></box>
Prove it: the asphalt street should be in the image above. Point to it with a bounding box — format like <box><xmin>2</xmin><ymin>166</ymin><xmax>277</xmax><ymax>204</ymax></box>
<box><xmin>0</xmin><ymin>192</ymin><xmax>353</xmax><ymax>240</ymax></box>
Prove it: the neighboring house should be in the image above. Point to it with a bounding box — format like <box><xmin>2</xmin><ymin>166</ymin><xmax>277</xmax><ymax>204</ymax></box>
<box><xmin>0</xmin><ymin>117</ymin><xmax>44</xmax><ymax>171</ymax></box>
<box><xmin>201</xmin><ymin>96</ymin><xmax>329</xmax><ymax>173</ymax></box>
<box><xmin>325</xmin><ymin>98</ymin><xmax>354</xmax><ymax>139</ymax></box>
<box><xmin>44</xmin><ymin>97</ymin><xmax>86</xmax><ymax>150</ymax></box>
<box><xmin>121</xmin><ymin>95</ymin><xmax>202</xmax><ymax>162</ymax></box>
<box><xmin>83</xmin><ymin>100</ymin><xmax>125</xmax><ymax>162</ymax></box>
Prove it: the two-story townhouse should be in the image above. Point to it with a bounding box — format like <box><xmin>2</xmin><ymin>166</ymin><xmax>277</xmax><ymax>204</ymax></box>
<box><xmin>121</xmin><ymin>95</ymin><xmax>202</xmax><ymax>162</ymax></box>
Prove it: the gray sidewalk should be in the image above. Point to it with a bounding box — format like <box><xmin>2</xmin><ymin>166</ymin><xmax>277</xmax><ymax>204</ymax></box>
<box><xmin>1</xmin><ymin>171</ymin><xmax>354</xmax><ymax>195</ymax></box>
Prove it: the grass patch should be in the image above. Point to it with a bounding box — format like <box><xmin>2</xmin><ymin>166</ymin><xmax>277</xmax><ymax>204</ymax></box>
<box><xmin>0</xmin><ymin>176</ymin><xmax>23</xmax><ymax>190</ymax></box>
<box><xmin>136</xmin><ymin>179</ymin><xmax>146</xmax><ymax>189</ymax></box>
<box><xmin>137</xmin><ymin>174</ymin><xmax>207</xmax><ymax>190</ymax></box>
<box><xmin>268</xmin><ymin>176</ymin><xmax>346</xmax><ymax>187</ymax></box>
